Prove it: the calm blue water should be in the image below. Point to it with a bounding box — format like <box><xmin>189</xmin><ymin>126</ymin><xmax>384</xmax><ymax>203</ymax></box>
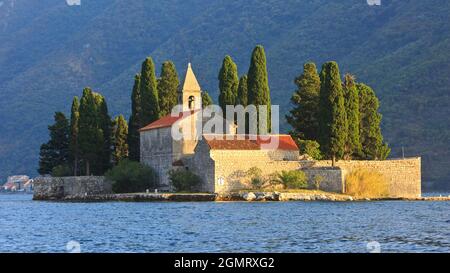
<box><xmin>0</xmin><ymin>194</ymin><xmax>449</xmax><ymax>253</ymax></box>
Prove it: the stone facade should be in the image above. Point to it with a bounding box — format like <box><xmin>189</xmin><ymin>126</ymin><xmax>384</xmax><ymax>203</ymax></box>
<box><xmin>33</xmin><ymin>176</ymin><xmax>112</xmax><ymax>200</ymax></box>
<box><xmin>184</xmin><ymin>140</ymin><xmax>215</xmax><ymax>192</ymax></box>
<box><xmin>313</xmin><ymin>158</ymin><xmax>422</xmax><ymax>198</ymax></box>
<box><xmin>140</xmin><ymin>127</ymin><xmax>178</xmax><ymax>190</ymax></box>
<box><xmin>302</xmin><ymin>167</ymin><xmax>345</xmax><ymax>193</ymax></box>
<box><xmin>188</xmin><ymin>142</ymin><xmax>344</xmax><ymax>194</ymax></box>
<box><xmin>187</xmin><ymin>141</ymin><xmax>422</xmax><ymax>198</ymax></box>
<box><xmin>209</xmin><ymin>149</ymin><xmax>301</xmax><ymax>193</ymax></box>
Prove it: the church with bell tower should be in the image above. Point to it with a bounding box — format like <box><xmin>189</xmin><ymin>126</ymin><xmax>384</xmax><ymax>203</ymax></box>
<box><xmin>139</xmin><ymin>62</ymin><xmax>299</xmax><ymax>192</ymax></box>
<box><xmin>139</xmin><ymin>63</ymin><xmax>209</xmax><ymax>189</ymax></box>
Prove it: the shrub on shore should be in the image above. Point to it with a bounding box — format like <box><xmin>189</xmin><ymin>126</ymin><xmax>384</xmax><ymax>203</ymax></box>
<box><xmin>244</xmin><ymin>168</ymin><xmax>308</xmax><ymax>190</ymax></box>
<box><xmin>168</xmin><ymin>169</ymin><xmax>201</xmax><ymax>192</ymax></box>
<box><xmin>105</xmin><ymin>160</ymin><xmax>157</xmax><ymax>193</ymax></box>
<box><xmin>246</xmin><ymin>167</ymin><xmax>264</xmax><ymax>189</ymax></box>
<box><xmin>345</xmin><ymin>169</ymin><xmax>389</xmax><ymax>198</ymax></box>
<box><xmin>313</xmin><ymin>175</ymin><xmax>324</xmax><ymax>190</ymax></box>
<box><xmin>277</xmin><ymin>170</ymin><xmax>308</xmax><ymax>189</ymax></box>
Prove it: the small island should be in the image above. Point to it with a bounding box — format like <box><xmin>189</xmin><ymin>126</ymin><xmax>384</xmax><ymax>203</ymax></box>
<box><xmin>34</xmin><ymin>46</ymin><xmax>441</xmax><ymax>202</ymax></box>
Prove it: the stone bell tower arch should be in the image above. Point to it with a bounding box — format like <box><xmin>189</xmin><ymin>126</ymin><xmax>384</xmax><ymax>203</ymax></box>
<box><xmin>181</xmin><ymin>63</ymin><xmax>202</xmax><ymax>111</ymax></box>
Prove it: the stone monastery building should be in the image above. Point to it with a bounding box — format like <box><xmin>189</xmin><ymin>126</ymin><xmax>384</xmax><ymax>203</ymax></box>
<box><xmin>139</xmin><ymin>63</ymin><xmax>300</xmax><ymax>192</ymax></box>
<box><xmin>139</xmin><ymin>64</ymin><xmax>421</xmax><ymax>198</ymax></box>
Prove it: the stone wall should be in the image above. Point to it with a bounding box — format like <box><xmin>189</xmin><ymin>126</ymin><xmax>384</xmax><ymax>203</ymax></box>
<box><xmin>213</xmin><ymin>151</ymin><xmax>301</xmax><ymax>193</ymax></box>
<box><xmin>302</xmin><ymin>167</ymin><xmax>345</xmax><ymax>193</ymax></box>
<box><xmin>140</xmin><ymin>128</ymin><xmax>421</xmax><ymax>198</ymax></box>
<box><xmin>140</xmin><ymin>127</ymin><xmax>175</xmax><ymax>189</ymax></box>
<box><xmin>313</xmin><ymin>158</ymin><xmax>421</xmax><ymax>198</ymax></box>
<box><xmin>33</xmin><ymin>176</ymin><xmax>112</xmax><ymax>200</ymax></box>
<box><xmin>191</xmin><ymin>147</ymin><xmax>421</xmax><ymax>197</ymax></box>
<box><xmin>140</xmin><ymin>117</ymin><xmax>202</xmax><ymax>190</ymax></box>
<box><xmin>184</xmin><ymin>140</ymin><xmax>215</xmax><ymax>192</ymax></box>
<box><xmin>208</xmin><ymin>150</ymin><xmax>343</xmax><ymax>193</ymax></box>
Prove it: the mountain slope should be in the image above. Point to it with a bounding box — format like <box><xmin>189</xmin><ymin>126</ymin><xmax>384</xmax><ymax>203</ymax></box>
<box><xmin>0</xmin><ymin>0</ymin><xmax>449</xmax><ymax>188</ymax></box>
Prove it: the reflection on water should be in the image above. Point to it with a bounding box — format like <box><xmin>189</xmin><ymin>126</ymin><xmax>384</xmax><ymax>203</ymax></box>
<box><xmin>0</xmin><ymin>194</ymin><xmax>449</xmax><ymax>253</ymax></box>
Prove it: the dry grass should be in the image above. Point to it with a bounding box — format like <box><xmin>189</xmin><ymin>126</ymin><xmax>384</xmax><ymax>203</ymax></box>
<box><xmin>345</xmin><ymin>169</ymin><xmax>389</xmax><ymax>198</ymax></box>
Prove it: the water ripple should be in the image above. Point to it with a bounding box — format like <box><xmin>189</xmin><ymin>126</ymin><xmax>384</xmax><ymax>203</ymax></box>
<box><xmin>0</xmin><ymin>194</ymin><xmax>449</xmax><ymax>253</ymax></box>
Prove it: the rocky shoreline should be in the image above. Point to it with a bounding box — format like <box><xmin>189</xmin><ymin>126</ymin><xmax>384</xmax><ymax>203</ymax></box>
<box><xmin>32</xmin><ymin>191</ymin><xmax>450</xmax><ymax>202</ymax></box>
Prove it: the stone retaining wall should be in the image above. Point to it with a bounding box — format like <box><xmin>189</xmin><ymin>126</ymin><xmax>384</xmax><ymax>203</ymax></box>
<box><xmin>302</xmin><ymin>167</ymin><xmax>345</xmax><ymax>193</ymax></box>
<box><xmin>196</xmin><ymin>149</ymin><xmax>421</xmax><ymax>198</ymax></box>
<box><xmin>208</xmin><ymin>150</ymin><xmax>344</xmax><ymax>193</ymax></box>
<box><xmin>33</xmin><ymin>176</ymin><xmax>112</xmax><ymax>200</ymax></box>
<box><xmin>313</xmin><ymin>158</ymin><xmax>421</xmax><ymax>198</ymax></box>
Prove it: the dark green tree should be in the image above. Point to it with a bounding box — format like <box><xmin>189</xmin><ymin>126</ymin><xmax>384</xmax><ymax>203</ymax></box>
<box><xmin>290</xmin><ymin>135</ymin><xmax>323</xmax><ymax>160</ymax></box>
<box><xmin>69</xmin><ymin>97</ymin><xmax>80</xmax><ymax>176</ymax></box>
<box><xmin>343</xmin><ymin>74</ymin><xmax>362</xmax><ymax>159</ymax></box>
<box><xmin>158</xmin><ymin>61</ymin><xmax>180</xmax><ymax>117</ymax></box>
<box><xmin>357</xmin><ymin>83</ymin><xmax>390</xmax><ymax>160</ymax></box>
<box><xmin>95</xmin><ymin>93</ymin><xmax>112</xmax><ymax>173</ymax></box>
<box><xmin>113</xmin><ymin>115</ymin><xmax>129</xmax><ymax>164</ymax></box>
<box><xmin>236</xmin><ymin>74</ymin><xmax>250</xmax><ymax>133</ymax></box>
<box><xmin>78</xmin><ymin>88</ymin><xmax>103</xmax><ymax>175</ymax></box>
<box><xmin>38</xmin><ymin>112</ymin><xmax>70</xmax><ymax>175</ymax></box>
<box><xmin>218</xmin><ymin>55</ymin><xmax>239</xmax><ymax>117</ymax></box>
<box><xmin>202</xmin><ymin>91</ymin><xmax>213</xmax><ymax>108</ymax></box>
<box><xmin>38</xmin><ymin>144</ymin><xmax>54</xmax><ymax>175</ymax></box>
<box><xmin>318</xmin><ymin>62</ymin><xmax>348</xmax><ymax>165</ymax></box>
<box><xmin>51</xmin><ymin>164</ymin><xmax>72</xmax><ymax>177</ymax></box>
<box><xmin>140</xmin><ymin>57</ymin><xmax>160</xmax><ymax>126</ymax></box>
<box><xmin>286</xmin><ymin>62</ymin><xmax>321</xmax><ymax>140</ymax></box>
<box><xmin>128</xmin><ymin>74</ymin><xmax>142</xmax><ymax>162</ymax></box>
<box><xmin>247</xmin><ymin>45</ymin><xmax>271</xmax><ymax>133</ymax></box>
<box><xmin>105</xmin><ymin>160</ymin><xmax>157</xmax><ymax>193</ymax></box>
<box><xmin>236</xmin><ymin>74</ymin><xmax>248</xmax><ymax>107</ymax></box>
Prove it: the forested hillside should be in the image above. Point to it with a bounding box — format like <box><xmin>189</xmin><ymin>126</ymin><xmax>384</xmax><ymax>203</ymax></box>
<box><xmin>0</xmin><ymin>0</ymin><xmax>449</xmax><ymax>189</ymax></box>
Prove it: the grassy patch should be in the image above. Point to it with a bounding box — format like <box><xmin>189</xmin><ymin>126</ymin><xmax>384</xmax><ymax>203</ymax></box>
<box><xmin>345</xmin><ymin>169</ymin><xmax>389</xmax><ymax>198</ymax></box>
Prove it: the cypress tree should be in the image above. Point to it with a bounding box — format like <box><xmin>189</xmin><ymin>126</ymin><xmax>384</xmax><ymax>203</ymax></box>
<box><xmin>128</xmin><ymin>74</ymin><xmax>141</xmax><ymax>162</ymax></box>
<box><xmin>78</xmin><ymin>88</ymin><xmax>103</xmax><ymax>175</ymax></box>
<box><xmin>357</xmin><ymin>83</ymin><xmax>390</xmax><ymax>160</ymax></box>
<box><xmin>237</xmin><ymin>74</ymin><xmax>249</xmax><ymax>133</ymax></box>
<box><xmin>69</xmin><ymin>97</ymin><xmax>80</xmax><ymax>176</ymax></box>
<box><xmin>318</xmin><ymin>61</ymin><xmax>348</xmax><ymax>165</ymax></box>
<box><xmin>38</xmin><ymin>112</ymin><xmax>70</xmax><ymax>175</ymax></box>
<box><xmin>113</xmin><ymin>115</ymin><xmax>129</xmax><ymax>164</ymax></box>
<box><xmin>286</xmin><ymin>62</ymin><xmax>321</xmax><ymax>141</ymax></box>
<box><xmin>140</xmin><ymin>57</ymin><xmax>160</xmax><ymax>126</ymax></box>
<box><xmin>202</xmin><ymin>91</ymin><xmax>213</xmax><ymax>108</ymax></box>
<box><xmin>94</xmin><ymin>93</ymin><xmax>112</xmax><ymax>173</ymax></box>
<box><xmin>218</xmin><ymin>55</ymin><xmax>239</xmax><ymax>117</ymax></box>
<box><xmin>38</xmin><ymin>143</ymin><xmax>54</xmax><ymax>175</ymax></box>
<box><xmin>236</xmin><ymin>74</ymin><xmax>248</xmax><ymax>107</ymax></box>
<box><xmin>343</xmin><ymin>74</ymin><xmax>362</xmax><ymax>159</ymax></box>
<box><xmin>158</xmin><ymin>61</ymin><xmax>180</xmax><ymax>117</ymax></box>
<box><xmin>247</xmin><ymin>45</ymin><xmax>271</xmax><ymax>133</ymax></box>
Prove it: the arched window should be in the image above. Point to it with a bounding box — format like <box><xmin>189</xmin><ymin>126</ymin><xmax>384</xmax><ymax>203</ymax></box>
<box><xmin>188</xmin><ymin>96</ymin><xmax>195</xmax><ymax>110</ymax></box>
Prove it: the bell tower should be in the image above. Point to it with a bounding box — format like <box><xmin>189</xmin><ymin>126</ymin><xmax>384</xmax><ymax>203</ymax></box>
<box><xmin>181</xmin><ymin>63</ymin><xmax>202</xmax><ymax>111</ymax></box>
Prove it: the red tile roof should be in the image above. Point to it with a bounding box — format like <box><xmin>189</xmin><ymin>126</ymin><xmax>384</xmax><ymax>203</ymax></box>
<box><xmin>139</xmin><ymin>110</ymin><xmax>198</xmax><ymax>132</ymax></box>
<box><xmin>139</xmin><ymin>113</ymin><xmax>299</xmax><ymax>152</ymax></box>
<box><xmin>203</xmin><ymin>135</ymin><xmax>298</xmax><ymax>151</ymax></box>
